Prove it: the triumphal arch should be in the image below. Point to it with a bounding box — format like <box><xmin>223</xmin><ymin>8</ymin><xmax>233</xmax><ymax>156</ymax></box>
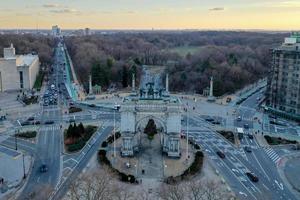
<box><xmin>120</xmin><ymin>68</ymin><xmax>182</xmax><ymax>158</ymax></box>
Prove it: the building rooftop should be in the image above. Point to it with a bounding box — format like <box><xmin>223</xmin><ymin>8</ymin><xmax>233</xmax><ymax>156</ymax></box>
<box><xmin>16</xmin><ymin>54</ymin><xmax>38</xmax><ymax>67</ymax></box>
<box><xmin>274</xmin><ymin>32</ymin><xmax>300</xmax><ymax>52</ymax></box>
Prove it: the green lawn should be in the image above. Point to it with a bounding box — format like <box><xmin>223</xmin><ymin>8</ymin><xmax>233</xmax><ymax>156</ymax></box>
<box><xmin>167</xmin><ymin>46</ymin><xmax>205</xmax><ymax>57</ymax></box>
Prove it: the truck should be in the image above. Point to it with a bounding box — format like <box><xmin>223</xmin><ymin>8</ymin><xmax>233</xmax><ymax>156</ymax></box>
<box><xmin>237</xmin><ymin>127</ymin><xmax>244</xmax><ymax>140</ymax></box>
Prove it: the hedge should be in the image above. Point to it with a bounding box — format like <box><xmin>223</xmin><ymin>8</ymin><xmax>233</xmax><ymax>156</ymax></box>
<box><xmin>15</xmin><ymin>131</ymin><xmax>37</xmax><ymax>138</ymax></box>
<box><xmin>69</xmin><ymin>106</ymin><xmax>82</xmax><ymax>113</ymax></box>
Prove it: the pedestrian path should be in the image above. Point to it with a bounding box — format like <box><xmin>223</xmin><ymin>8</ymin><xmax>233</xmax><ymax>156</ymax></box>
<box><xmin>263</xmin><ymin>147</ymin><xmax>281</xmax><ymax>164</ymax></box>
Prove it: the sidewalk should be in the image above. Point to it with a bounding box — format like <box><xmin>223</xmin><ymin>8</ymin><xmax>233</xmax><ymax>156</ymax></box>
<box><xmin>0</xmin><ymin>147</ymin><xmax>31</xmax><ymax>199</ymax></box>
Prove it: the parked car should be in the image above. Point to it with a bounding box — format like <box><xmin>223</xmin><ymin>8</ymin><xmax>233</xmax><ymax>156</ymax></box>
<box><xmin>237</xmin><ymin>116</ymin><xmax>242</xmax><ymax>121</ymax></box>
<box><xmin>248</xmin><ymin>134</ymin><xmax>254</xmax><ymax>139</ymax></box>
<box><xmin>244</xmin><ymin>123</ymin><xmax>249</xmax><ymax>129</ymax></box>
<box><xmin>216</xmin><ymin>151</ymin><xmax>225</xmax><ymax>159</ymax></box>
<box><xmin>246</xmin><ymin>172</ymin><xmax>259</xmax><ymax>182</ymax></box>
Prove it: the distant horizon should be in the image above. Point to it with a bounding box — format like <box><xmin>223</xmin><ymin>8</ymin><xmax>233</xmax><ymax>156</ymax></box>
<box><xmin>0</xmin><ymin>27</ymin><xmax>297</xmax><ymax>33</ymax></box>
<box><xmin>1</xmin><ymin>1</ymin><xmax>300</xmax><ymax>30</ymax></box>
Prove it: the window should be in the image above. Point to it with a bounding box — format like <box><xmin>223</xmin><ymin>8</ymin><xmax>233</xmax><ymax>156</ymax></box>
<box><xmin>19</xmin><ymin>71</ymin><xmax>23</xmax><ymax>89</ymax></box>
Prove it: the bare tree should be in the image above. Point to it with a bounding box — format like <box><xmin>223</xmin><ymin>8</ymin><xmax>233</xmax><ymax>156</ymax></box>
<box><xmin>158</xmin><ymin>183</ymin><xmax>185</xmax><ymax>200</ymax></box>
<box><xmin>66</xmin><ymin>170</ymin><xmax>113</xmax><ymax>200</ymax></box>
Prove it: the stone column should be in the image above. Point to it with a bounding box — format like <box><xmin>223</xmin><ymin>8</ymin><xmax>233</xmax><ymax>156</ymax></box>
<box><xmin>132</xmin><ymin>73</ymin><xmax>135</xmax><ymax>92</ymax></box>
<box><xmin>89</xmin><ymin>75</ymin><xmax>93</xmax><ymax>95</ymax></box>
<box><xmin>166</xmin><ymin>73</ymin><xmax>169</xmax><ymax>93</ymax></box>
<box><xmin>209</xmin><ymin>76</ymin><xmax>213</xmax><ymax>97</ymax></box>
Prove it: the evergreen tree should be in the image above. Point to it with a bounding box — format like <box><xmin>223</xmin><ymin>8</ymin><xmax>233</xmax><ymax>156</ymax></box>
<box><xmin>144</xmin><ymin>119</ymin><xmax>157</xmax><ymax>140</ymax></box>
<box><xmin>78</xmin><ymin>122</ymin><xmax>85</xmax><ymax>135</ymax></box>
<box><xmin>67</xmin><ymin>123</ymin><xmax>73</xmax><ymax>138</ymax></box>
<box><xmin>122</xmin><ymin>65</ymin><xmax>128</xmax><ymax>88</ymax></box>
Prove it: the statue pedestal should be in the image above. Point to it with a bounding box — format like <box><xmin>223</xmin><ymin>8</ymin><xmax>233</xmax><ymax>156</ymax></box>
<box><xmin>207</xmin><ymin>95</ymin><xmax>216</xmax><ymax>102</ymax></box>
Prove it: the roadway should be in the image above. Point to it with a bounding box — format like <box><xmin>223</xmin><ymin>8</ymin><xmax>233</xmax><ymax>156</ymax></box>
<box><xmin>18</xmin><ymin>43</ymin><xmax>65</xmax><ymax>199</ymax></box>
<box><xmin>185</xmin><ymin>114</ymin><xmax>297</xmax><ymax>200</ymax></box>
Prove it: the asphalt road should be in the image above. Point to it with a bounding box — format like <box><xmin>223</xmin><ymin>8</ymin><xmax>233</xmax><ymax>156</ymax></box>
<box><xmin>50</xmin><ymin>126</ymin><xmax>113</xmax><ymax>200</ymax></box>
<box><xmin>18</xmin><ymin>44</ymin><xmax>65</xmax><ymax>200</ymax></box>
<box><xmin>184</xmin><ymin>115</ymin><xmax>297</xmax><ymax>200</ymax></box>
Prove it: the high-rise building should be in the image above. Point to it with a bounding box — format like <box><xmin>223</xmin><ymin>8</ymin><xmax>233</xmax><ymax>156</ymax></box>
<box><xmin>266</xmin><ymin>32</ymin><xmax>300</xmax><ymax>119</ymax></box>
<box><xmin>84</xmin><ymin>28</ymin><xmax>91</xmax><ymax>36</ymax></box>
<box><xmin>52</xmin><ymin>25</ymin><xmax>61</xmax><ymax>37</ymax></box>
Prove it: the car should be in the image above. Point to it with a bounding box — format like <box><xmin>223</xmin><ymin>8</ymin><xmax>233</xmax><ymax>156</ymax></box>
<box><xmin>21</xmin><ymin>121</ymin><xmax>31</xmax><ymax>126</ymax></box>
<box><xmin>69</xmin><ymin>119</ymin><xmax>75</xmax><ymax>123</ymax></box>
<box><xmin>243</xmin><ymin>124</ymin><xmax>249</xmax><ymax>129</ymax></box>
<box><xmin>216</xmin><ymin>151</ymin><xmax>225</xmax><ymax>159</ymax></box>
<box><xmin>237</xmin><ymin>116</ymin><xmax>242</xmax><ymax>121</ymax></box>
<box><xmin>88</xmin><ymin>104</ymin><xmax>96</xmax><ymax>107</ymax></box>
<box><xmin>44</xmin><ymin>121</ymin><xmax>54</xmax><ymax>125</ymax></box>
<box><xmin>205</xmin><ymin>117</ymin><xmax>214</xmax><ymax>122</ymax></box>
<box><xmin>246</xmin><ymin>172</ymin><xmax>259</xmax><ymax>182</ymax></box>
<box><xmin>33</xmin><ymin>121</ymin><xmax>41</xmax><ymax>125</ymax></box>
<box><xmin>40</xmin><ymin>164</ymin><xmax>48</xmax><ymax>173</ymax></box>
<box><xmin>212</xmin><ymin>121</ymin><xmax>221</xmax><ymax>125</ymax></box>
<box><xmin>244</xmin><ymin>146</ymin><xmax>252</xmax><ymax>153</ymax></box>
<box><xmin>248</xmin><ymin>134</ymin><xmax>254</xmax><ymax>139</ymax></box>
<box><xmin>27</xmin><ymin>117</ymin><xmax>35</xmax><ymax>121</ymax></box>
<box><xmin>114</xmin><ymin>104</ymin><xmax>121</xmax><ymax>110</ymax></box>
<box><xmin>291</xmin><ymin>145</ymin><xmax>300</xmax><ymax>150</ymax></box>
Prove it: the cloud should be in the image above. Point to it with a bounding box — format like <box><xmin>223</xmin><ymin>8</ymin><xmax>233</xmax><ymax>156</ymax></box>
<box><xmin>43</xmin><ymin>4</ymin><xmax>60</xmax><ymax>8</ymax></box>
<box><xmin>50</xmin><ymin>8</ymin><xmax>80</xmax><ymax>14</ymax></box>
<box><xmin>209</xmin><ymin>7</ymin><xmax>225</xmax><ymax>11</ymax></box>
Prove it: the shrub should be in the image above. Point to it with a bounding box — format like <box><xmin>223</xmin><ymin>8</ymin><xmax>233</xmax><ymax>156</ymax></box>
<box><xmin>15</xmin><ymin>131</ymin><xmax>37</xmax><ymax>138</ymax></box>
<box><xmin>69</xmin><ymin>106</ymin><xmax>82</xmax><ymax>113</ymax></box>
<box><xmin>101</xmin><ymin>141</ymin><xmax>108</xmax><ymax>148</ymax></box>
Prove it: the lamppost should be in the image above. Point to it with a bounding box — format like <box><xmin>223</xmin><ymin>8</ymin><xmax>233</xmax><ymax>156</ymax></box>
<box><xmin>15</xmin><ymin>129</ymin><xmax>19</xmax><ymax>151</ymax></box>
<box><xmin>113</xmin><ymin>106</ymin><xmax>116</xmax><ymax>158</ymax></box>
<box><xmin>22</xmin><ymin>153</ymin><xmax>26</xmax><ymax>179</ymax></box>
<box><xmin>186</xmin><ymin>106</ymin><xmax>189</xmax><ymax>161</ymax></box>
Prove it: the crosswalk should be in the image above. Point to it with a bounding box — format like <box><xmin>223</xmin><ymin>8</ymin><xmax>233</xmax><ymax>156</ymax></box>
<box><xmin>39</xmin><ymin>125</ymin><xmax>60</xmax><ymax>131</ymax></box>
<box><xmin>264</xmin><ymin>147</ymin><xmax>281</xmax><ymax>164</ymax></box>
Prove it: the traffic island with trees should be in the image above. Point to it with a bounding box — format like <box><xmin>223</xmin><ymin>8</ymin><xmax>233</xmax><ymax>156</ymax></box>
<box><xmin>217</xmin><ymin>130</ymin><xmax>235</xmax><ymax>144</ymax></box>
<box><xmin>64</xmin><ymin>123</ymin><xmax>98</xmax><ymax>152</ymax></box>
<box><xmin>15</xmin><ymin>131</ymin><xmax>37</xmax><ymax>139</ymax></box>
<box><xmin>68</xmin><ymin>106</ymin><xmax>82</xmax><ymax>113</ymax></box>
<box><xmin>264</xmin><ymin>135</ymin><xmax>298</xmax><ymax>146</ymax></box>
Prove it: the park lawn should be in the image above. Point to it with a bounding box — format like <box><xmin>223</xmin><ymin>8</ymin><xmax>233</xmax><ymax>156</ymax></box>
<box><xmin>167</xmin><ymin>46</ymin><xmax>205</xmax><ymax>57</ymax></box>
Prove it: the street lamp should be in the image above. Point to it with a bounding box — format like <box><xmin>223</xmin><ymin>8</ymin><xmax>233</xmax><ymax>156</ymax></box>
<box><xmin>22</xmin><ymin>153</ymin><xmax>26</xmax><ymax>179</ymax></box>
<box><xmin>113</xmin><ymin>106</ymin><xmax>116</xmax><ymax>158</ymax></box>
<box><xmin>15</xmin><ymin>129</ymin><xmax>19</xmax><ymax>151</ymax></box>
<box><xmin>186</xmin><ymin>106</ymin><xmax>189</xmax><ymax>161</ymax></box>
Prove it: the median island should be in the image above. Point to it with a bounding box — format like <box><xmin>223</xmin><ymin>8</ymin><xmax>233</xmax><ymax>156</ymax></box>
<box><xmin>64</xmin><ymin>122</ymin><xmax>98</xmax><ymax>152</ymax></box>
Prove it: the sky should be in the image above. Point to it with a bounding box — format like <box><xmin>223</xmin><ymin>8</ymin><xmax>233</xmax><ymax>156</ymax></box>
<box><xmin>0</xmin><ymin>0</ymin><xmax>300</xmax><ymax>30</ymax></box>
